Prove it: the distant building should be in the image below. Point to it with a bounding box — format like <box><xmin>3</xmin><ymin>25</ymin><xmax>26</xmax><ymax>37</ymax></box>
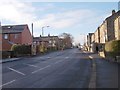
<box><xmin>0</xmin><ymin>24</ymin><xmax>32</xmax><ymax>51</ymax></box>
<box><xmin>87</xmin><ymin>10</ymin><xmax>120</xmax><ymax>53</ymax></box>
<box><xmin>94</xmin><ymin>27</ymin><xmax>100</xmax><ymax>43</ymax></box>
<box><xmin>87</xmin><ymin>33</ymin><xmax>94</xmax><ymax>52</ymax></box>
<box><xmin>104</xmin><ymin>10</ymin><xmax>120</xmax><ymax>41</ymax></box>
<box><xmin>96</xmin><ymin>10</ymin><xmax>120</xmax><ymax>44</ymax></box>
<box><xmin>33</xmin><ymin>35</ymin><xmax>61</xmax><ymax>53</ymax></box>
<box><xmin>99</xmin><ymin>21</ymin><xmax>107</xmax><ymax>44</ymax></box>
<box><xmin>114</xmin><ymin>16</ymin><xmax>120</xmax><ymax>40</ymax></box>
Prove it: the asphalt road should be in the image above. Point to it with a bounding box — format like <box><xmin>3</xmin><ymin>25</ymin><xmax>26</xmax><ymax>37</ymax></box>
<box><xmin>1</xmin><ymin>49</ymin><xmax>92</xmax><ymax>88</ymax></box>
<box><xmin>1</xmin><ymin>48</ymin><xmax>119</xmax><ymax>88</ymax></box>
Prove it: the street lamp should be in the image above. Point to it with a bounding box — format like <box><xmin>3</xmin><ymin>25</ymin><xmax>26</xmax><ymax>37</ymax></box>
<box><xmin>42</xmin><ymin>26</ymin><xmax>50</xmax><ymax>36</ymax></box>
<box><xmin>41</xmin><ymin>26</ymin><xmax>50</xmax><ymax>53</ymax></box>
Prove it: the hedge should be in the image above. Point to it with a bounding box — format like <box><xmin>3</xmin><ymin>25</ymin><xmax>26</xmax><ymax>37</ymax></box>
<box><xmin>105</xmin><ymin>40</ymin><xmax>120</xmax><ymax>58</ymax></box>
<box><xmin>2</xmin><ymin>51</ymin><xmax>14</xmax><ymax>59</ymax></box>
<box><xmin>11</xmin><ymin>44</ymin><xmax>31</xmax><ymax>56</ymax></box>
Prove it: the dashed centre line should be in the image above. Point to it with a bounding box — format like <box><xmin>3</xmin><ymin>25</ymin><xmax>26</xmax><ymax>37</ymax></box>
<box><xmin>65</xmin><ymin>57</ymin><xmax>69</xmax><ymax>59</ymax></box>
<box><xmin>23</xmin><ymin>63</ymin><xmax>38</xmax><ymax>68</ymax></box>
<box><xmin>54</xmin><ymin>60</ymin><xmax>63</xmax><ymax>64</ymax></box>
<box><xmin>47</xmin><ymin>57</ymin><xmax>51</xmax><ymax>59</ymax></box>
<box><xmin>0</xmin><ymin>80</ymin><xmax>16</xmax><ymax>88</ymax></box>
<box><xmin>8</xmin><ymin>67</ymin><xmax>25</xmax><ymax>76</ymax></box>
<box><xmin>32</xmin><ymin>65</ymin><xmax>51</xmax><ymax>74</ymax></box>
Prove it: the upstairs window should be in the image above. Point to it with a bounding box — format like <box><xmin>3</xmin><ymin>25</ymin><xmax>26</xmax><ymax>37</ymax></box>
<box><xmin>15</xmin><ymin>34</ymin><xmax>18</xmax><ymax>39</ymax></box>
<box><xmin>4</xmin><ymin>34</ymin><xmax>8</xmax><ymax>39</ymax></box>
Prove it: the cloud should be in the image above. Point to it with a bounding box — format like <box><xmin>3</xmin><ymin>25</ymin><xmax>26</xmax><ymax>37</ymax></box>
<box><xmin>0</xmin><ymin>0</ymin><xmax>36</xmax><ymax>24</ymax></box>
<box><xmin>33</xmin><ymin>9</ymin><xmax>96</xmax><ymax>30</ymax></box>
<box><xmin>0</xmin><ymin>1</ymin><xmax>108</xmax><ymax>31</ymax></box>
<box><xmin>19</xmin><ymin>0</ymin><xmax>119</xmax><ymax>2</ymax></box>
<box><xmin>0</xmin><ymin>1</ymin><xmax>110</xmax><ymax>44</ymax></box>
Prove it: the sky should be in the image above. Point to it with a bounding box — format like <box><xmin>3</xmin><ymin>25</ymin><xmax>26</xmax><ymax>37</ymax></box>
<box><xmin>0</xmin><ymin>0</ymin><xmax>119</xmax><ymax>45</ymax></box>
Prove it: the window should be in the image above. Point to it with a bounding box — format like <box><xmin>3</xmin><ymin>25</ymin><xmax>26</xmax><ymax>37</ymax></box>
<box><xmin>4</xmin><ymin>34</ymin><xmax>8</xmax><ymax>39</ymax></box>
<box><xmin>49</xmin><ymin>40</ymin><xmax>52</xmax><ymax>43</ymax></box>
<box><xmin>53</xmin><ymin>40</ymin><xmax>56</xmax><ymax>43</ymax></box>
<box><xmin>14</xmin><ymin>34</ymin><xmax>18</xmax><ymax>39</ymax></box>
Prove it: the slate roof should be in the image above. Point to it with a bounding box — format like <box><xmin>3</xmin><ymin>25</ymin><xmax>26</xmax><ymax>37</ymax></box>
<box><xmin>1</xmin><ymin>24</ymin><xmax>27</xmax><ymax>34</ymax></box>
<box><xmin>33</xmin><ymin>36</ymin><xmax>59</xmax><ymax>42</ymax></box>
<box><xmin>106</xmin><ymin>10</ymin><xmax>120</xmax><ymax>20</ymax></box>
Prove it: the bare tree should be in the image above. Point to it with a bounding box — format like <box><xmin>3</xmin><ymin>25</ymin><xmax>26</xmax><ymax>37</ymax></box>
<box><xmin>59</xmin><ymin>33</ymin><xmax>74</xmax><ymax>49</ymax></box>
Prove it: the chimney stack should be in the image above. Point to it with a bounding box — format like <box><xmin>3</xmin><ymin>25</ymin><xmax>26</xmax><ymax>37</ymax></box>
<box><xmin>112</xmin><ymin>10</ymin><xmax>116</xmax><ymax>15</ymax></box>
<box><xmin>48</xmin><ymin>33</ymin><xmax>50</xmax><ymax>37</ymax></box>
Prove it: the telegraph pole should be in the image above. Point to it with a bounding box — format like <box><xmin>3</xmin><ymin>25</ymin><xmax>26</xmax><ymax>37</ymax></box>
<box><xmin>31</xmin><ymin>23</ymin><xmax>36</xmax><ymax>56</ymax></box>
<box><xmin>32</xmin><ymin>23</ymin><xmax>33</xmax><ymax>37</ymax></box>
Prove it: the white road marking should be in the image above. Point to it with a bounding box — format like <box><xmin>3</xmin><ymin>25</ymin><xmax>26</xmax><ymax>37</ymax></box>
<box><xmin>23</xmin><ymin>63</ymin><xmax>38</xmax><ymax>68</ymax></box>
<box><xmin>8</xmin><ymin>67</ymin><xmax>25</xmax><ymax>76</ymax></box>
<box><xmin>0</xmin><ymin>80</ymin><xmax>16</xmax><ymax>87</ymax></box>
<box><xmin>47</xmin><ymin>57</ymin><xmax>51</xmax><ymax>59</ymax></box>
<box><xmin>89</xmin><ymin>56</ymin><xmax>93</xmax><ymax>59</ymax></box>
<box><xmin>65</xmin><ymin>57</ymin><xmax>69</xmax><ymax>59</ymax></box>
<box><xmin>54</xmin><ymin>60</ymin><xmax>63</xmax><ymax>64</ymax></box>
<box><xmin>32</xmin><ymin>65</ymin><xmax>51</xmax><ymax>74</ymax></box>
<box><xmin>88</xmin><ymin>57</ymin><xmax>96</xmax><ymax>88</ymax></box>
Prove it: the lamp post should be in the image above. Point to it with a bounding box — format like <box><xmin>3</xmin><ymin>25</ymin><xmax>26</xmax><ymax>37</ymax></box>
<box><xmin>42</xmin><ymin>26</ymin><xmax>50</xmax><ymax>36</ymax></box>
<box><xmin>41</xmin><ymin>26</ymin><xmax>50</xmax><ymax>53</ymax></box>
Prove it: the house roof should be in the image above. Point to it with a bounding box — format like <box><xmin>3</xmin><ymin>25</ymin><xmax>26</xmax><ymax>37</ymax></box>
<box><xmin>33</xmin><ymin>36</ymin><xmax>59</xmax><ymax>42</ymax></box>
<box><xmin>33</xmin><ymin>37</ymin><xmax>50</xmax><ymax>42</ymax></box>
<box><xmin>33</xmin><ymin>37</ymin><xmax>42</xmax><ymax>42</ymax></box>
<box><xmin>106</xmin><ymin>10</ymin><xmax>120</xmax><ymax>20</ymax></box>
<box><xmin>1</xmin><ymin>24</ymin><xmax>27</xmax><ymax>34</ymax></box>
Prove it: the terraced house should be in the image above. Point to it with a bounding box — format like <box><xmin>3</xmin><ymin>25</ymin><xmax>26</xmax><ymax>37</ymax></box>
<box><xmin>33</xmin><ymin>35</ymin><xmax>61</xmax><ymax>53</ymax></box>
<box><xmin>0</xmin><ymin>24</ymin><xmax>32</xmax><ymax>51</ymax></box>
<box><xmin>87</xmin><ymin>10</ymin><xmax>120</xmax><ymax>53</ymax></box>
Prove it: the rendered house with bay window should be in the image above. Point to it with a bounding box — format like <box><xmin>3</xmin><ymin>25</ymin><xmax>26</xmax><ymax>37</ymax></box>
<box><xmin>0</xmin><ymin>24</ymin><xmax>32</xmax><ymax>51</ymax></box>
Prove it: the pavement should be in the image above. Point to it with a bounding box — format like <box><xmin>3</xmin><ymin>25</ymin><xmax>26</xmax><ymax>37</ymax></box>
<box><xmin>0</xmin><ymin>48</ymin><xmax>119</xmax><ymax>88</ymax></box>
<box><xmin>0</xmin><ymin>50</ymin><xmax>63</xmax><ymax>63</ymax></box>
<box><xmin>0</xmin><ymin>58</ymin><xmax>20</xmax><ymax>63</ymax></box>
<box><xmin>81</xmin><ymin>50</ymin><xmax>119</xmax><ymax>88</ymax></box>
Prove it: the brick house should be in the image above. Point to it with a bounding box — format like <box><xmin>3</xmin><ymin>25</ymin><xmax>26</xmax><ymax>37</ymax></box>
<box><xmin>0</xmin><ymin>24</ymin><xmax>32</xmax><ymax>51</ymax></box>
<box><xmin>87</xmin><ymin>33</ymin><xmax>94</xmax><ymax>52</ymax></box>
<box><xmin>114</xmin><ymin>16</ymin><xmax>120</xmax><ymax>40</ymax></box>
<box><xmin>105</xmin><ymin>10</ymin><xmax>120</xmax><ymax>41</ymax></box>
<box><xmin>33</xmin><ymin>35</ymin><xmax>61</xmax><ymax>53</ymax></box>
<box><xmin>87</xmin><ymin>10</ymin><xmax>120</xmax><ymax>54</ymax></box>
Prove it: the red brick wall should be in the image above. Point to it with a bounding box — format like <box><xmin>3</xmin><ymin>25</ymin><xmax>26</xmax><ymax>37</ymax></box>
<box><xmin>1</xmin><ymin>25</ymin><xmax>32</xmax><ymax>51</ymax></box>
<box><xmin>9</xmin><ymin>33</ymin><xmax>22</xmax><ymax>44</ymax></box>
<box><xmin>1</xmin><ymin>33</ymin><xmax>22</xmax><ymax>51</ymax></box>
<box><xmin>0</xmin><ymin>34</ymin><xmax>2</xmax><ymax>51</ymax></box>
<box><xmin>2</xmin><ymin>38</ymin><xmax>12</xmax><ymax>51</ymax></box>
<box><xmin>21</xmin><ymin>26</ymin><xmax>32</xmax><ymax>45</ymax></box>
